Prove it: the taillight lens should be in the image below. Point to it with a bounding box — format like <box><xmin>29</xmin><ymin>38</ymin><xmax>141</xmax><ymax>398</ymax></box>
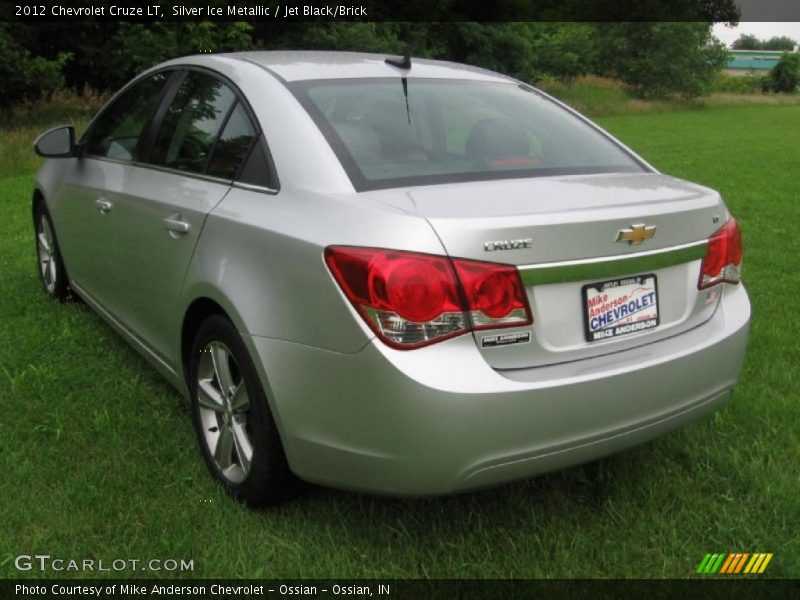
<box><xmin>698</xmin><ymin>218</ymin><xmax>743</xmax><ymax>290</ymax></box>
<box><xmin>451</xmin><ymin>258</ymin><xmax>533</xmax><ymax>330</ymax></box>
<box><xmin>325</xmin><ymin>247</ymin><xmax>533</xmax><ymax>349</ymax></box>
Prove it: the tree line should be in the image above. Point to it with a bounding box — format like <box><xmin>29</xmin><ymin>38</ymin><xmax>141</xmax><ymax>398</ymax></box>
<box><xmin>732</xmin><ymin>34</ymin><xmax>797</xmax><ymax>51</ymax></box>
<box><xmin>1</xmin><ymin>22</ymin><xmax>732</xmax><ymax>108</ymax></box>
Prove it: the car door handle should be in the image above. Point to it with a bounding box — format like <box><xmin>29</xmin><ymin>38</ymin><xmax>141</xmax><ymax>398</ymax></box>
<box><xmin>163</xmin><ymin>216</ymin><xmax>191</xmax><ymax>234</ymax></box>
<box><xmin>95</xmin><ymin>198</ymin><xmax>113</xmax><ymax>213</ymax></box>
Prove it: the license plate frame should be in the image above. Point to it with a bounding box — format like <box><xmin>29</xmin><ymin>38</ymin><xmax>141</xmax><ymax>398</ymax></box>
<box><xmin>582</xmin><ymin>274</ymin><xmax>659</xmax><ymax>342</ymax></box>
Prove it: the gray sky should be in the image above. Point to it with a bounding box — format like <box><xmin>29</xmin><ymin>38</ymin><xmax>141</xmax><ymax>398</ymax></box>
<box><xmin>712</xmin><ymin>22</ymin><xmax>800</xmax><ymax>47</ymax></box>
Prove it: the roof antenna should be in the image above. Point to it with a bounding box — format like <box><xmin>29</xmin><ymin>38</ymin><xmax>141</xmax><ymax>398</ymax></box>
<box><xmin>385</xmin><ymin>46</ymin><xmax>413</xmax><ymax>70</ymax></box>
<box><xmin>385</xmin><ymin>45</ymin><xmax>414</xmax><ymax>123</ymax></box>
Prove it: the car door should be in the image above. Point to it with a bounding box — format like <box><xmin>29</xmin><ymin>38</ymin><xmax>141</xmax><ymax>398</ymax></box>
<box><xmin>55</xmin><ymin>70</ymin><xmax>174</xmax><ymax>308</ymax></box>
<box><xmin>106</xmin><ymin>69</ymin><xmax>261</xmax><ymax>366</ymax></box>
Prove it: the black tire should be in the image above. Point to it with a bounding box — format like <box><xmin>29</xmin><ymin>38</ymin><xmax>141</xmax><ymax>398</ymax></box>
<box><xmin>189</xmin><ymin>314</ymin><xmax>302</xmax><ymax>507</ymax></box>
<box><xmin>34</xmin><ymin>201</ymin><xmax>70</xmax><ymax>301</ymax></box>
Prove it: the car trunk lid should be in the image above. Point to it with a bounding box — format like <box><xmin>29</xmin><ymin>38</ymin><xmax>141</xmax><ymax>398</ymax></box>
<box><xmin>363</xmin><ymin>172</ymin><xmax>727</xmax><ymax>368</ymax></box>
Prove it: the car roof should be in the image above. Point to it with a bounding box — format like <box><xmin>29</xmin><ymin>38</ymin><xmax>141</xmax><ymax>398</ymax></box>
<box><xmin>214</xmin><ymin>50</ymin><xmax>516</xmax><ymax>84</ymax></box>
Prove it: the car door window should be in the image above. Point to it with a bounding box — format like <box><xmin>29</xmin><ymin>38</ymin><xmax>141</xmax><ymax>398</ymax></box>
<box><xmin>206</xmin><ymin>102</ymin><xmax>256</xmax><ymax>179</ymax></box>
<box><xmin>149</xmin><ymin>72</ymin><xmax>236</xmax><ymax>174</ymax></box>
<box><xmin>84</xmin><ymin>71</ymin><xmax>170</xmax><ymax>161</ymax></box>
<box><xmin>237</xmin><ymin>139</ymin><xmax>276</xmax><ymax>189</ymax></box>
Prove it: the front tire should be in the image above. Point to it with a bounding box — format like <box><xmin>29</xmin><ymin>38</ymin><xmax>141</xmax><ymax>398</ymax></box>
<box><xmin>189</xmin><ymin>315</ymin><xmax>302</xmax><ymax>506</ymax></box>
<box><xmin>34</xmin><ymin>202</ymin><xmax>69</xmax><ymax>300</ymax></box>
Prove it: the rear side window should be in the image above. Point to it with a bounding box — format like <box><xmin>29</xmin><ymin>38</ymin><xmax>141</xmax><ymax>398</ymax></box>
<box><xmin>237</xmin><ymin>140</ymin><xmax>275</xmax><ymax>188</ymax></box>
<box><xmin>206</xmin><ymin>102</ymin><xmax>256</xmax><ymax>179</ymax></box>
<box><xmin>84</xmin><ymin>72</ymin><xmax>169</xmax><ymax>161</ymax></box>
<box><xmin>149</xmin><ymin>72</ymin><xmax>236</xmax><ymax>174</ymax></box>
<box><xmin>293</xmin><ymin>78</ymin><xmax>645</xmax><ymax>191</ymax></box>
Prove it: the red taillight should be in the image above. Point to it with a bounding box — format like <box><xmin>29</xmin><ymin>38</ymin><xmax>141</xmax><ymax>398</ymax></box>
<box><xmin>325</xmin><ymin>246</ymin><xmax>533</xmax><ymax>349</ymax></box>
<box><xmin>371</xmin><ymin>252</ymin><xmax>461</xmax><ymax>322</ymax></box>
<box><xmin>451</xmin><ymin>258</ymin><xmax>533</xmax><ymax>330</ymax></box>
<box><xmin>698</xmin><ymin>218</ymin><xmax>743</xmax><ymax>290</ymax></box>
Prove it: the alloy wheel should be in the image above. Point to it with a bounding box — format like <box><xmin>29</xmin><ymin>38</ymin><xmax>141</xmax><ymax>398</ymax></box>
<box><xmin>36</xmin><ymin>215</ymin><xmax>57</xmax><ymax>294</ymax></box>
<box><xmin>196</xmin><ymin>341</ymin><xmax>254</xmax><ymax>484</ymax></box>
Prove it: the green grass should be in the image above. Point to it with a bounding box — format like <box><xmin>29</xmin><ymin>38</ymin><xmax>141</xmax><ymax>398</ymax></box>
<box><xmin>1</xmin><ymin>103</ymin><xmax>799</xmax><ymax>579</ymax></box>
<box><xmin>540</xmin><ymin>75</ymin><xmax>800</xmax><ymax>118</ymax></box>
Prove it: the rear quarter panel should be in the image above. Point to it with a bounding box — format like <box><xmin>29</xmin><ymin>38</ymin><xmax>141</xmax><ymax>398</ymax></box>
<box><xmin>175</xmin><ymin>55</ymin><xmax>450</xmax><ymax>355</ymax></box>
<box><xmin>179</xmin><ymin>186</ymin><xmax>445</xmax><ymax>354</ymax></box>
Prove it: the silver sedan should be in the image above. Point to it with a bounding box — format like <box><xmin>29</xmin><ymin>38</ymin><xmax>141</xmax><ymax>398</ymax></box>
<box><xmin>32</xmin><ymin>52</ymin><xmax>750</xmax><ymax>506</ymax></box>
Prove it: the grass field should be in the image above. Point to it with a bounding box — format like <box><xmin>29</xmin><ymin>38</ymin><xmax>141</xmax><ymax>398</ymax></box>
<box><xmin>539</xmin><ymin>75</ymin><xmax>800</xmax><ymax>117</ymax></box>
<box><xmin>1</xmin><ymin>103</ymin><xmax>799</xmax><ymax>579</ymax></box>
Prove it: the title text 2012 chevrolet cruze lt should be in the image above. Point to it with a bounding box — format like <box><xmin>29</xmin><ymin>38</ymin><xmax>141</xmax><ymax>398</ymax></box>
<box><xmin>32</xmin><ymin>52</ymin><xmax>750</xmax><ymax>506</ymax></box>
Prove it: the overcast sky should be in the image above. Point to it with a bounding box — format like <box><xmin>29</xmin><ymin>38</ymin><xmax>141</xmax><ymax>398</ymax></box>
<box><xmin>712</xmin><ymin>22</ymin><xmax>800</xmax><ymax>47</ymax></box>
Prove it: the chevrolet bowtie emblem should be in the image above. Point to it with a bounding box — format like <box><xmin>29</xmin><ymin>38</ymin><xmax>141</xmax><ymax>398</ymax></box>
<box><xmin>616</xmin><ymin>224</ymin><xmax>657</xmax><ymax>245</ymax></box>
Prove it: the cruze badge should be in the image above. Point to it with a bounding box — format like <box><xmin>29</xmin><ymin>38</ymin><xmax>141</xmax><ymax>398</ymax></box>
<box><xmin>616</xmin><ymin>224</ymin><xmax>656</xmax><ymax>245</ymax></box>
<box><xmin>484</xmin><ymin>238</ymin><xmax>533</xmax><ymax>252</ymax></box>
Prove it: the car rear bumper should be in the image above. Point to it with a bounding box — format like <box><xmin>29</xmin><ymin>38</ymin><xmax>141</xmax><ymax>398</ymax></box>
<box><xmin>245</xmin><ymin>283</ymin><xmax>750</xmax><ymax>496</ymax></box>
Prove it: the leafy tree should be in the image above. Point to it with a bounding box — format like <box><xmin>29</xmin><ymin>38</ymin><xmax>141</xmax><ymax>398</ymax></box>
<box><xmin>6</xmin><ymin>21</ymin><xmax>254</xmax><ymax>93</ymax></box>
<box><xmin>732</xmin><ymin>33</ymin><xmax>797</xmax><ymax>51</ymax></box>
<box><xmin>102</xmin><ymin>22</ymin><xmax>255</xmax><ymax>86</ymax></box>
<box><xmin>529</xmin><ymin>23</ymin><xmax>596</xmax><ymax>82</ymax></box>
<box><xmin>0</xmin><ymin>24</ymin><xmax>70</xmax><ymax>107</ymax></box>
<box><xmin>763</xmin><ymin>36</ymin><xmax>797</xmax><ymax>51</ymax></box>
<box><xmin>0</xmin><ymin>19</ymin><xmax>738</xmax><ymax>107</ymax></box>
<box><xmin>732</xmin><ymin>34</ymin><xmax>761</xmax><ymax>50</ymax></box>
<box><xmin>410</xmin><ymin>23</ymin><xmax>594</xmax><ymax>83</ymax></box>
<box><xmin>442</xmin><ymin>23</ymin><xmax>542</xmax><ymax>82</ymax></box>
<box><xmin>593</xmin><ymin>22</ymin><xmax>730</xmax><ymax>99</ymax></box>
<box><xmin>762</xmin><ymin>52</ymin><xmax>800</xmax><ymax>93</ymax></box>
<box><xmin>293</xmin><ymin>22</ymin><xmax>403</xmax><ymax>53</ymax></box>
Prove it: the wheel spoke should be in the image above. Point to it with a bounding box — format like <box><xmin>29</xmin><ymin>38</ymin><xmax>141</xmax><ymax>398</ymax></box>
<box><xmin>197</xmin><ymin>378</ymin><xmax>225</xmax><ymax>412</ymax></box>
<box><xmin>47</xmin><ymin>257</ymin><xmax>57</xmax><ymax>286</ymax></box>
<box><xmin>38</xmin><ymin>232</ymin><xmax>51</xmax><ymax>256</ymax></box>
<box><xmin>213</xmin><ymin>423</ymin><xmax>235</xmax><ymax>469</ymax></box>
<box><xmin>229</xmin><ymin>383</ymin><xmax>250</xmax><ymax>413</ymax></box>
<box><xmin>210</xmin><ymin>343</ymin><xmax>235</xmax><ymax>395</ymax></box>
<box><xmin>231</xmin><ymin>422</ymin><xmax>253</xmax><ymax>474</ymax></box>
<box><xmin>43</xmin><ymin>221</ymin><xmax>53</xmax><ymax>247</ymax></box>
<box><xmin>197</xmin><ymin>339</ymin><xmax>253</xmax><ymax>483</ymax></box>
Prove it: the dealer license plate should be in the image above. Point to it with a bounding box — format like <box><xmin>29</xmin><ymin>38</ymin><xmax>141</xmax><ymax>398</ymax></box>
<box><xmin>583</xmin><ymin>274</ymin><xmax>659</xmax><ymax>342</ymax></box>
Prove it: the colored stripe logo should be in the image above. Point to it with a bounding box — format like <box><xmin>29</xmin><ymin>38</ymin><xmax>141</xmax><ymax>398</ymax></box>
<box><xmin>696</xmin><ymin>552</ymin><xmax>773</xmax><ymax>574</ymax></box>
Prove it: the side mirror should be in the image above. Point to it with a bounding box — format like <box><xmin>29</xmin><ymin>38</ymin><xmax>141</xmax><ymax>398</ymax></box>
<box><xmin>34</xmin><ymin>125</ymin><xmax>76</xmax><ymax>158</ymax></box>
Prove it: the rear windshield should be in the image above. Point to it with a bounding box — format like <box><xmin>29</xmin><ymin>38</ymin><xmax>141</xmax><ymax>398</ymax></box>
<box><xmin>291</xmin><ymin>78</ymin><xmax>646</xmax><ymax>191</ymax></box>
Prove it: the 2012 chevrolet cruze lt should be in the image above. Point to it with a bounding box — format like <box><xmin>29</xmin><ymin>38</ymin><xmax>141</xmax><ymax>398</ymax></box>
<box><xmin>32</xmin><ymin>52</ymin><xmax>750</xmax><ymax>506</ymax></box>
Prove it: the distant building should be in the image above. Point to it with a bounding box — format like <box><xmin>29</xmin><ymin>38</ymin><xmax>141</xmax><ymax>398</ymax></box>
<box><xmin>724</xmin><ymin>50</ymin><xmax>785</xmax><ymax>77</ymax></box>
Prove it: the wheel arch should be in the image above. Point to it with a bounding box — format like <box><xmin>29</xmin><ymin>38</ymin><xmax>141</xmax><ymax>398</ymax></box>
<box><xmin>179</xmin><ymin>290</ymin><xmax>294</xmax><ymax>466</ymax></box>
<box><xmin>180</xmin><ymin>296</ymin><xmax>237</xmax><ymax>385</ymax></box>
<box><xmin>178</xmin><ymin>285</ymin><xmax>261</xmax><ymax>390</ymax></box>
<box><xmin>32</xmin><ymin>187</ymin><xmax>46</xmax><ymax>223</ymax></box>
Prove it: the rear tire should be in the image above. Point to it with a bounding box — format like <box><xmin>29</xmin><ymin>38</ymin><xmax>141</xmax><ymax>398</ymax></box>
<box><xmin>34</xmin><ymin>202</ymin><xmax>69</xmax><ymax>301</ymax></box>
<box><xmin>189</xmin><ymin>314</ymin><xmax>302</xmax><ymax>507</ymax></box>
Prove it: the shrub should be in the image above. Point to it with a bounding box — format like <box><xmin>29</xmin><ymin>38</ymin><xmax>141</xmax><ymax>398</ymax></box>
<box><xmin>2</xmin><ymin>87</ymin><xmax>109</xmax><ymax>127</ymax></box>
<box><xmin>0</xmin><ymin>25</ymin><xmax>71</xmax><ymax>108</ymax></box>
<box><xmin>762</xmin><ymin>52</ymin><xmax>800</xmax><ymax>93</ymax></box>
<box><xmin>710</xmin><ymin>72</ymin><xmax>763</xmax><ymax>94</ymax></box>
<box><xmin>592</xmin><ymin>23</ymin><xmax>731</xmax><ymax>99</ymax></box>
